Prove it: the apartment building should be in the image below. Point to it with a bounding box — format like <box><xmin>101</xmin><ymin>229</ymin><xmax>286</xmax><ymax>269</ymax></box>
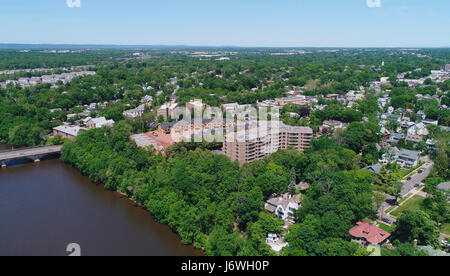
<box><xmin>186</xmin><ymin>99</ymin><xmax>206</xmax><ymax>113</ymax></box>
<box><xmin>224</xmin><ymin>121</ymin><xmax>313</xmax><ymax>165</ymax></box>
<box><xmin>157</xmin><ymin>102</ymin><xmax>179</xmax><ymax>120</ymax></box>
<box><xmin>275</xmin><ymin>95</ymin><xmax>306</xmax><ymax>107</ymax></box>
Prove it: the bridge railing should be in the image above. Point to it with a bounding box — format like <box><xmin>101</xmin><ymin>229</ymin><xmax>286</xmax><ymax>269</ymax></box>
<box><xmin>0</xmin><ymin>145</ymin><xmax>63</xmax><ymax>154</ymax></box>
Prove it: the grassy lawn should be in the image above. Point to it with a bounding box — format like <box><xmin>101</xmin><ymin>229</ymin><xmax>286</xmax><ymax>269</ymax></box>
<box><xmin>391</xmin><ymin>195</ymin><xmax>425</xmax><ymax>218</ymax></box>
<box><xmin>377</xmin><ymin>222</ymin><xmax>394</xmax><ymax>233</ymax></box>
<box><xmin>401</xmin><ymin>161</ymin><xmax>425</xmax><ymax>179</ymax></box>
<box><xmin>441</xmin><ymin>223</ymin><xmax>450</xmax><ymax>236</ymax></box>
<box><xmin>398</xmin><ymin>194</ymin><xmax>412</xmax><ymax>205</ymax></box>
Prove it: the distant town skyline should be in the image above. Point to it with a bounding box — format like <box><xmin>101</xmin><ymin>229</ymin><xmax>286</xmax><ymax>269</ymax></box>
<box><xmin>1</xmin><ymin>0</ymin><xmax>449</xmax><ymax>47</ymax></box>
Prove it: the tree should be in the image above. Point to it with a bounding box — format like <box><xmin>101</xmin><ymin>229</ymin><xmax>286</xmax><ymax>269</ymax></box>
<box><xmin>288</xmin><ymin>167</ymin><xmax>297</xmax><ymax>195</ymax></box>
<box><xmin>205</xmin><ymin>227</ymin><xmax>243</xmax><ymax>256</ymax></box>
<box><xmin>390</xmin><ymin>181</ymin><xmax>403</xmax><ymax>205</ymax></box>
<box><xmin>434</xmin><ymin>150</ymin><xmax>448</xmax><ymax>179</ymax></box>
<box><xmin>394</xmin><ymin>210</ymin><xmax>440</xmax><ymax>248</ymax></box>
<box><xmin>382</xmin><ymin>241</ymin><xmax>428</xmax><ymax>256</ymax></box>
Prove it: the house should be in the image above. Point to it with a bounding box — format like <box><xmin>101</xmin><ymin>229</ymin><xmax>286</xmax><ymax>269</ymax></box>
<box><xmin>422</xmin><ymin>119</ymin><xmax>439</xmax><ymax>126</ymax></box>
<box><xmin>123</xmin><ymin>104</ymin><xmax>146</xmax><ymax>118</ymax></box>
<box><xmin>266</xmin><ymin>233</ymin><xmax>288</xmax><ymax>254</ymax></box>
<box><xmin>141</xmin><ymin>95</ymin><xmax>153</xmax><ymax>103</ymax></box>
<box><xmin>349</xmin><ymin>222</ymin><xmax>390</xmax><ymax>246</ymax></box>
<box><xmin>408</xmin><ymin>123</ymin><xmax>428</xmax><ymax>136</ymax></box>
<box><xmin>364</xmin><ymin>163</ymin><xmax>382</xmax><ymax>174</ymax></box>
<box><xmin>377</xmin><ymin>98</ymin><xmax>389</xmax><ymax>108</ymax></box>
<box><xmin>405</xmin><ymin>134</ymin><xmax>423</xmax><ymax>144</ymax></box>
<box><xmin>397</xmin><ymin>149</ymin><xmax>420</xmax><ymax>168</ymax></box>
<box><xmin>387</xmin><ymin>114</ymin><xmax>402</xmax><ymax>122</ymax></box>
<box><xmin>53</xmin><ymin>125</ymin><xmax>82</xmax><ymax>139</ymax></box>
<box><xmin>417</xmin><ymin>245</ymin><xmax>450</xmax><ymax>256</ymax></box>
<box><xmin>295</xmin><ymin>182</ymin><xmax>311</xmax><ymax>192</ymax></box>
<box><xmin>221</xmin><ymin>103</ymin><xmax>239</xmax><ymax>113</ymax></box>
<box><xmin>322</xmin><ymin>120</ymin><xmax>344</xmax><ymax>130</ymax></box>
<box><xmin>387</xmin><ymin>133</ymin><xmax>405</xmax><ymax>144</ymax></box>
<box><xmin>221</xmin><ymin>103</ymin><xmax>253</xmax><ymax>114</ymax></box>
<box><xmin>287</xmin><ymin>112</ymin><xmax>300</xmax><ymax>118</ymax></box>
<box><xmin>84</xmin><ymin>117</ymin><xmax>115</xmax><ymax>129</ymax></box>
<box><xmin>264</xmin><ymin>193</ymin><xmax>302</xmax><ymax>223</ymax></box>
<box><xmin>380</xmin><ymin>146</ymin><xmax>400</xmax><ymax>164</ymax></box>
<box><xmin>426</xmin><ymin>139</ymin><xmax>436</xmax><ymax>153</ymax></box>
<box><xmin>437</xmin><ymin>182</ymin><xmax>450</xmax><ymax>191</ymax></box>
<box><xmin>417</xmin><ymin>110</ymin><xmax>426</xmax><ymax>120</ymax></box>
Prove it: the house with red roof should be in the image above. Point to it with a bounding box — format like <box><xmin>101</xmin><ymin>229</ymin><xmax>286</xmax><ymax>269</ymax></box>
<box><xmin>349</xmin><ymin>222</ymin><xmax>391</xmax><ymax>246</ymax></box>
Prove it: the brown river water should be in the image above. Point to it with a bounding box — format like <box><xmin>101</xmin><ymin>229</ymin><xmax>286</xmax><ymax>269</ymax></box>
<box><xmin>0</xmin><ymin>144</ymin><xmax>202</xmax><ymax>256</ymax></box>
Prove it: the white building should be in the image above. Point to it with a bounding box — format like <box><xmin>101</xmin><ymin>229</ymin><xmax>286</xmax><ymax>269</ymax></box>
<box><xmin>84</xmin><ymin>117</ymin><xmax>115</xmax><ymax>129</ymax></box>
<box><xmin>265</xmin><ymin>193</ymin><xmax>302</xmax><ymax>223</ymax></box>
<box><xmin>123</xmin><ymin>104</ymin><xmax>146</xmax><ymax>118</ymax></box>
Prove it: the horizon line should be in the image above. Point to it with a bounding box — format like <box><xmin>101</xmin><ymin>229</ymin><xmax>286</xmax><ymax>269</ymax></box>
<box><xmin>0</xmin><ymin>43</ymin><xmax>449</xmax><ymax>50</ymax></box>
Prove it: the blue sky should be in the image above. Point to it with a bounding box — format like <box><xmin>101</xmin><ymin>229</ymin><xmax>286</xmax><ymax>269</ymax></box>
<box><xmin>0</xmin><ymin>0</ymin><xmax>449</xmax><ymax>47</ymax></box>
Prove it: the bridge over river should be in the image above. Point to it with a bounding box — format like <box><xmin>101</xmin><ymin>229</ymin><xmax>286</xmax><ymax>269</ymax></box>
<box><xmin>0</xmin><ymin>145</ymin><xmax>63</xmax><ymax>168</ymax></box>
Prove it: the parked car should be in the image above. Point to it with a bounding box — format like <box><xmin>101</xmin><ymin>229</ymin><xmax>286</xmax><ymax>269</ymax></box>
<box><xmin>414</xmin><ymin>184</ymin><xmax>420</xmax><ymax>188</ymax></box>
<box><xmin>407</xmin><ymin>177</ymin><xmax>412</xmax><ymax>181</ymax></box>
<box><xmin>382</xmin><ymin>218</ymin><xmax>392</xmax><ymax>224</ymax></box>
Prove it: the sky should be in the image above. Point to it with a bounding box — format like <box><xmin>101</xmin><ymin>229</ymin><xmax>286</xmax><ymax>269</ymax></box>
<box><xmin>0</xmin><ymin>0</ymin><xmax>449</xmax><ymax>47</ymax></box>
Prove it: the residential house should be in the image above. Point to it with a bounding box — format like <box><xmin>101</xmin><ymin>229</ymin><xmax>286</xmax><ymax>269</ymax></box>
<box><xmin>84</xmin><ymin>117</ymin><xmax>115</xmax><ymax>129</ymax></box>
<box><xmin>53</xmin><ymin>125</ymin><xmax>82</xmax><ymax>139</ymax></box>
<box><xmin>364</xmin><ymin>163</ymin><xmax>382</xmax><ymax>174</ymax></box>
<box><xmin>123</xmin><ymin>104</ymin><xmax>146</xmax><ymax>118</ymax></box>
<box><xmin>264</xmin><ymin>193</ymin><xmax>302</xmax><ymax>223</ymax></box>
<box><xmin>380</xmin><ymin>146</ymin><xmax>400</xmax><ymax>164</ymax></box>
<box><xmin>387</xmin><ymin>133</ymin><xmax>405</xmax><ymax>144</ymax></box>
<box><xmin>426</xmin><ymin>139</ymin><xmax>436</xmax><ymax>153</ymax></box>
<box><xmin>349</xmin><ymin>222</ymin><xmax>390</xmax><ymax>246</ymax></box>
<box><xmin>408</xmin><ymin>122</ymin><xmax>428</xmax><ymax>136</ymax></box>
<box><xmin>321</xmin><ymin>120</ymin><xmax>344</xmax><ymax>131</ymax></box>
<box><xmin>405</xmin><ymin>134</ymin><xmax>423</xmax><ymax>144</ymax></box>
<box><xmin>397</xmin><ymin>149</ymin><xmax>420</xmax><ymax>168</ymax></box>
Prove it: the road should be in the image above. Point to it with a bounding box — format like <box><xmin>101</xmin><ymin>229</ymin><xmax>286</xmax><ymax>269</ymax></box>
<box><xmin>0</xmin><ymin>145</ymin><xmax>63</xmax><ymax>161</ymax></box>
<box><xmin>378</xmin><ymin>159</ymin><xmax>434</xmax><ymax>224</ymax></box>
<box><xmin>400</xmin><ymin>161</ymin><xmax>433</xmax><ymax>196</ymax></box>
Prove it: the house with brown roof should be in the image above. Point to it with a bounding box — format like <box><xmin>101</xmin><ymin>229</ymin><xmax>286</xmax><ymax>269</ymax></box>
<box><xmin>349</xmin><ymin>222</ymin><xmax>390</xmax><ymax>246</ymax></box>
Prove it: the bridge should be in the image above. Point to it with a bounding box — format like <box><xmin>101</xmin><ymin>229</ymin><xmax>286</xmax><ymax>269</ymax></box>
<box><xmin>0</xmin><ymin>145</ymin><xmax>63</xmax><ymax>168</ymax></box>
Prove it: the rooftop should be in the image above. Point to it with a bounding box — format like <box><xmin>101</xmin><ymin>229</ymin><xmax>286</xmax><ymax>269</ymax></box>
<box><xmin>349</xmin><ymin>222</ymin><xmax>390</xmax><ymax>245</ymax></box>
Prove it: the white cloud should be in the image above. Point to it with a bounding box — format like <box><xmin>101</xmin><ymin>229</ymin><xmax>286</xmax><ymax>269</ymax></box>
<box><xmin>67</xmin><ymin>0</ymin><xmax>81</xmax><ymax>8</ymax></box>
<box><xmin>366</xmin><ymin>0</ymin><xmax>382</xmax><ymax>8</ymax></box>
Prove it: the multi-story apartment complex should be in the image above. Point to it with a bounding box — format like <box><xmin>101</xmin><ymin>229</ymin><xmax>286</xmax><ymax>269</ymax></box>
<box><xmin>224</xmin><ymin>121</ymin><xmax>313</xmax><ymax>165</ymax></box>
<box><xmin>274</xmin><ymin>95</ymin><xmax>307</xmax><ymax>107</ymax></box>
<box><xmin>157</xmin><ymin>102</ymin><xmax>179</xmax><ymax>120</ymax></box>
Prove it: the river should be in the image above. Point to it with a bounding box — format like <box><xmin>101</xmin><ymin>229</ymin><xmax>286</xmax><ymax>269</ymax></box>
<box><xmin>0</xmin><ymin>144</ymin><xmax>202</xmax><ymax>256</ymax></box>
